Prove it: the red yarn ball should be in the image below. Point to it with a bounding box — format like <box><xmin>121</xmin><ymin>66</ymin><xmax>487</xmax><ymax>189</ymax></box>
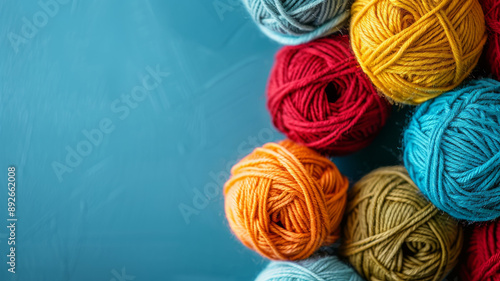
<box><xmin>481</xmin><ymin>0</ymin><xmax>500</xmax><ymax>80</ymax></box>
<box><xmin>462</xmin><ymin>220</ymin><xmax>500</xmax><ymax>281</ymax></box>
<box><xmin>267</xmin><ymin>35</ymin><xmax>391</xmax><ymax>155</ymax></box>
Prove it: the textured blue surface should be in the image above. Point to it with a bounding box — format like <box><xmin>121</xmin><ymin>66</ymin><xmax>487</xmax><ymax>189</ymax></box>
<box><xmin>0</xmin><ymin>1</ymin><xmax>407</xmax><ymax>280</ymax></box>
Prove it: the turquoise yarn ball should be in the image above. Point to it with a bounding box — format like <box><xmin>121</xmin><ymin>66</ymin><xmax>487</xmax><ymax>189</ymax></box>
<box><xmin>404</xmin><ymin>78</ymin><xmax>500</xmax><ymax>221</ymax></box>
<box><xmin>255</xmin><ymin>255</ymin><xmax>363</xmax><ymax>281</ymax></box>
<box><xmin>242</xmin><ymin>0</ymin><xmax>350</xmax><ymax>45</ymax></box>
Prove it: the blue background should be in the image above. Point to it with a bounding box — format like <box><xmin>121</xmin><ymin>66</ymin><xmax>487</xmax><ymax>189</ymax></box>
<box><xmin>0</xmin><ymin>1</ymin><xmax>407</xmax><ymax>280</ymax></box>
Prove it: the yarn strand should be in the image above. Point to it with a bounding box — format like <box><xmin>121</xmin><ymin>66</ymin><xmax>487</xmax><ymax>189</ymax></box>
<box><xmin>341</xmin><ymin>166</ymin><xmax>463</xmax><ymax>281</ymax></box>
<box><xmin>404</xmin><ymin>79</ymin><xmax>500</xmax><ymax>221</ymax></box>
<box><xmin>224</xmin><ymin>140</ymin><xmax>348</xmax><ymax>260</ymax></box>
<box><xmin>243</xmin><ymin>0</ymin><xmax>350</xmax><ymax>45</ymax></box>
<box><xmin>267</xmin><ymin>35</ymin><xmax>391</xmax><ymax>155</ymax></box>
<box><xmin>350</xmin><ymin>0</ymin><xmax>486</xmax><ymax>104</ymax></box>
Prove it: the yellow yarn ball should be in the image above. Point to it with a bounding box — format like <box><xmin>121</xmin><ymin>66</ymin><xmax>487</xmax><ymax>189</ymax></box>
<box><xmin>350</xmin><ymin>0</ymin><xmax>487</xmax><ymax>105</ymax></box>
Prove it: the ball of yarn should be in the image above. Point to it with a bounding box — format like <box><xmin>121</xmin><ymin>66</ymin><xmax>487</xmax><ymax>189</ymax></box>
<box><xmin>462</xmin><ymin>220</ymin><xmax>500</xmax><ymax>281</ymax></box>
<box><xmin>242</xmin><ymin>0</ymin><xmax>350</xmax><ymax>45</ymax></box>
<box><xmin>350</xmin><ymin>0</ymin><xmax>487</xmax><ymax>105</ymax></box>
<box><xmin>404</xmin><ymin>78</ymin><xmax>500</xmax><ymax>221</ymax></box>
<box><xmin>224</xmin><ymin>140</ymin><xmax>348</xmax><ymax>260</ymax></box>
<box><xmin>341</xmin><ymin>166</ymin><xmax>463</xmax><ymax>281</ymax></box>
<box><xmin>480</xmin><ymin>0</ymin><xmax>500</xmax><ymax>80</ymax></box>
<box><xmin>255</xmin><ymin>255</ymin><xmax>363</xmax><ymax>281</ymax></box>
<box><xmin>267</xmin><ymin>35</ymin><xmax>391</xmax><ymax>155</ymax></box>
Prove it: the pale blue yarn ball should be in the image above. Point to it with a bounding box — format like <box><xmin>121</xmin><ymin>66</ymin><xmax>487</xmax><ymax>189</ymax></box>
<box><xmin>255</xmin><ymin>256</ymin><xmax>363</xmax><ymax>281</ymax></box>
<box><xmin>404</xmin><ymin>78</ymin><xmax>500</xmax><ymax>222</ymax></box>
<box><xmin>243</xmin><ymin>0</ymin><xmax>350</xmax><ymax>45</ymax></box>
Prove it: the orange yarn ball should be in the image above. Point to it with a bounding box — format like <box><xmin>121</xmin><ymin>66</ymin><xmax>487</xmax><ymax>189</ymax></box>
<box><xmin>223</xmin><ymin>140</ymin><xmax>348</xmax><ymax>261</ymax></box>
